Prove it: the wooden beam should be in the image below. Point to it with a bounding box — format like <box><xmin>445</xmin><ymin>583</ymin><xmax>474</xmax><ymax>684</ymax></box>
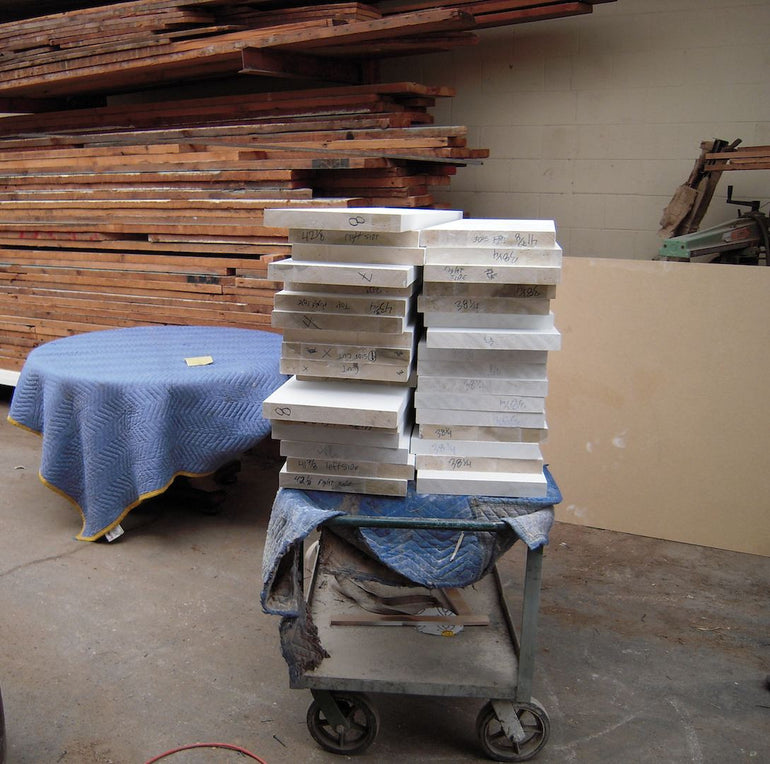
<box><xmin>472</xmin><ymin>2</ymin><xmax>593</xmax><ymax>28</ymax></box>
<box><xmin>330</xmin><ymin>613</ymin><xmax>490</xmax><ymax>626</ymax></box>
<box><xmin>261</xmin><ymin>8</ymin><xmax>477</xmax><ymax>51</ymax></box>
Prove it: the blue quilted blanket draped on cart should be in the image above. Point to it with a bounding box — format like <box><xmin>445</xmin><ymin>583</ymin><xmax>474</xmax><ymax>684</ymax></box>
<box><xmin>261</xmin><ymin>472</ymin><xmax>560</xmax><ymax>681</ymax></box>
<box><xmin>262</xmin><ymin>468</ymin><xmax>561</xmax><ymax>615</ymax></box>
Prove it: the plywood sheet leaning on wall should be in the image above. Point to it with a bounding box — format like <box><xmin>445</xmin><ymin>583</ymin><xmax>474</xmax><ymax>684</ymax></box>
<box><xmin>542</xmin><ymin>257</ymin><xmax>770</xmax><ymax>556</ymax></box>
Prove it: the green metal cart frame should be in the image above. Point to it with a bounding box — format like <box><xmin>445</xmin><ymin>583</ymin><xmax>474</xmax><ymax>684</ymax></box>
<box><xmin>292</xmin><ymin>513</ymin><xmax>551</xmax><ymax>762</ymax></box>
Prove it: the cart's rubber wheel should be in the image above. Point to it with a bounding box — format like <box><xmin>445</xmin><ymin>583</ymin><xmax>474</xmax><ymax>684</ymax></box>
<box><xmin>476</xmin><ymin>699</ymin><xmax>550</xmax><ymax>762</ymax></box>
<box><xmin>306</xmin><ymin>692</ymin><xmax>379</xmax><ymax>756</ymax></box>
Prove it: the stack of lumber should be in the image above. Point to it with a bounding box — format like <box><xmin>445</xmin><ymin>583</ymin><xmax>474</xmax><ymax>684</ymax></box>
<box><xmin>658</xmin><ymin>139</ymin><xmax>735</xmax><ymax>239</ymax></box>
<box><xmin>411</xmin><ymin>218</ymin><xmax>562</xmax><ymax>497</ymax></box>
<box><xmin>0</xmin><ymin>0</ymin><xmax>615</xmax><ymax>374</ymax></box>
<box><xmin>0</xmin><ymin>83</ymin><xmax>484</xmax><ymax>371</ymax></box>
<box><xmin>261</xmin><ymin>210</ymin><xmax>566</xmax><ymax>499</ymax></box>
<box><xmin>262</xmin><ymin>206</ymin><xmax>461</xmax><ymax>496</ymax></box>
<box><xmin>375</xmin><ymin>0</ymin><xmax>613</xmax><ymax>29</ymax></box>
<box><xmin>265</xmin><ymin>206</ymin><xmax>463</xmax><ymax>383</ymax></box>
<box><xmin>0</xmin><ymin>0</ymin><xmax>614</xmax><ymax>101</ymax></box>
<box><xmin>703</xmin><ymin>143</ymin><xmax>770</xmax><ymax>173</ymax></box>
<box><xmin>0</xmin><ymin>2</ymin><xmax>474</xmax><ymax>99</ymax></box>
<box><xmin>657</xmin><ymin>139</ymin><xmax>770</xmax><ymax>240</ymax></box>
<box><xmin>659</xmin><ymin>141</ymin><xmax>770</xmax><ymax>240</ymax></box>
<box><xmin>263</xmin><ymin>376</ymin><xmax>415</xmax><ymax>495</ymax></box>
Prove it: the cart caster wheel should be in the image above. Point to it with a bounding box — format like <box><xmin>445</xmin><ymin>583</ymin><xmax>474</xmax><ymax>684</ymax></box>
<box><xmin>476</xmin><ymin>699</ymin><xmax>550</xmax><ymax>762</ymax></box>
<box><xmin>213</xmin><ymin>459</ymin><xmax>241</xmax><ymax>485</ymax></box>
<box><xmin>307</xmin><ymin>691</ymin><xmax>379</xmax><ymax>755</ymax></box>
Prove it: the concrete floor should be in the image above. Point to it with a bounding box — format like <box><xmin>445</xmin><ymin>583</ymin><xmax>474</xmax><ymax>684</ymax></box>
<box><xmin>1</xmin><ymin>384</ymin><xmax>768</xmax><ymax>764</ymax></box>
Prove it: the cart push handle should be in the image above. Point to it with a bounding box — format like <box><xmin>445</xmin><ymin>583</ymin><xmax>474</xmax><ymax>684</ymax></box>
<box><xmin>327</xmin><ymin>515</ymin><xmax>510</xmax><ymax>532</ymax></box>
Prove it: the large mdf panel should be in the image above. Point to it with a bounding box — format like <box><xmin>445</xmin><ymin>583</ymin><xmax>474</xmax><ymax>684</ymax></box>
<box><xmin>543</xmin><ymin>257</ymin><xmax>770</xmax><ymax>556</ymax></box>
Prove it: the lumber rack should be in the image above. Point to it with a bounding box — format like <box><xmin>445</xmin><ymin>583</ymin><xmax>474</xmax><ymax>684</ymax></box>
<box><xmin>292</xmin><ymin>511</ymin><xmax>551</xmax><ymax>761</ymax></box>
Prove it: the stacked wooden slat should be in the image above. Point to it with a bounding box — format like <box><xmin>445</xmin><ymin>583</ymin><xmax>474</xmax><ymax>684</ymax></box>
<box><xmin>704</xmin><ymin>144</ymin><xmax>770</xmax><ymax>173</ymax></box>
<box><xmin>264</xmin><ymin>205</ymin><xmax>461</xmax><ymax>383</ymax></box>
<box><xmin>0</xmin><ymin>1</ymin><xmax>615</xmax><ymax>100</ymax></box>
<box><xmin>0</xmin><ymin>0</ymin><xmax>615</xmax><ymax>375</ymax></box>
<box><xmin>262</xmin><ymin>206</ymin><xmax>462</xmax><ymax>497</ymax></box>
<box><xmin>411</xmin><ymin>218</ymin><xmax>562</xmax><ymax>498</ymax></box>
<box><xmin>218</xmin><ymin>2</ymin><xmax>384</xmax><ymax>27</ymax></box>
<box><xmin>264</xmin><ymin>375</ymin><xmax>415</xmax><ymax>496</ymax></box>
<box><xmin>0</xmin><ymin>83</ymin><xmax>484</xmax><ymax>372</ymax></box>
<box><xmin>0</xmin><ymin>3</ymin><xmax>476</xmax><ymax>99</ymax></box>
<box><xmin>375</xmin><ymin>0</ymin><xmax>612</xmax><ymax>29</ymax></box>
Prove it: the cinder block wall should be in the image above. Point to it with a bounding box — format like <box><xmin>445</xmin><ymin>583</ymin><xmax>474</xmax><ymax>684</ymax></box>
<box><xmin>384</xmin><ymin>0</ymin><xmax>770</xmax><ymax>259</ymax></box>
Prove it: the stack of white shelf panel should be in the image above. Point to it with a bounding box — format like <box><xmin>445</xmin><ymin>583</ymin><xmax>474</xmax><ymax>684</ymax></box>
<box><xmin>412</xmin><ymin>219</ymin><xmax>562</xmax><ymax>498</ymax></box>
<box><xmin>262</xmin><ymin>376</ymin><xmax>415</xmax><ymax>495</ymax></box>
<box><xmin>265</xmin><ymin>207</ymin><xmax>461</xmax><ymax>384</ymax></box>
<box><xmin>262</xmin><ymin>206</ymin><xmax>462</xmax><ymax>496</ymax></box>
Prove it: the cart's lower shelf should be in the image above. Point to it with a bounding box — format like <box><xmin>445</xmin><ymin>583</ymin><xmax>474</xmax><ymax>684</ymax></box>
<box><xmin>297</xmin><ymin>534</ymin><xmax>520</xmax><ymax>698</ymax></box>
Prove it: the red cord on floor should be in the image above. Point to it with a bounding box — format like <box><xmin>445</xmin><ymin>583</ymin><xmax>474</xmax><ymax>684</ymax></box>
<box><xmin>144</xmin><ymin>741</ymin><xmax>268</xmax><ymax>763</ymax></box>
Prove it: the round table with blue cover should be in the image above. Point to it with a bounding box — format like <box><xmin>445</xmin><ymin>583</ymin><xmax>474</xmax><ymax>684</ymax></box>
<box><xmin>8</xmin><ymin>325</ymin><xmax>286</xmax><ymax>540</ymax></box>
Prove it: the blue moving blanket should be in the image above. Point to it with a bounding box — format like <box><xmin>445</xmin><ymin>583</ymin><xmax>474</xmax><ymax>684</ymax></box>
<box><xmin>262</xmin><ymin>468</ymin><xmax>561</xmax><ymax>614</ymax></box>
<box><xmin>261</xmin><ymin>471</ymin><xmax>560</xmax><ymax>681</ymax></box>
<box><xmin>9</xmin><ymin>325</ymin><xmax>286</xmax><ymax>540</ymax></box>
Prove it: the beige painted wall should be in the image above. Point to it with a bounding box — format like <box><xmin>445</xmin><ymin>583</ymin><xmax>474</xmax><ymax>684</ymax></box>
<box><xmin>384</xmin><ymin>0</ymin><xmax>770</xmax><ymax>259</ymax></box>
<box><xmin>541</xmin><ymin>256</ymin><xmax>770</xmax><ymax>556</ymax></box>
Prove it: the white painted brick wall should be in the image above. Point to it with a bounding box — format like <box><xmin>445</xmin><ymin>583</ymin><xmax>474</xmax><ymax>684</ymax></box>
<box><xmin>384</xmin><ymin>0</ymin><xmax>770</xmax><ymax>258</ymax></box>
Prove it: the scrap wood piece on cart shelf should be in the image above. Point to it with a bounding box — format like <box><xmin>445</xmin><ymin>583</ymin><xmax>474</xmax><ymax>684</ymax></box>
<box><xmin>329</xmin><ymin>613</ymin><xmax>491</xmax><ymax>627</ymax></box>
<box><xmin>330</xmin><ymin>578</ymin><xmax>490</xmax><ymax>628</ymax></box>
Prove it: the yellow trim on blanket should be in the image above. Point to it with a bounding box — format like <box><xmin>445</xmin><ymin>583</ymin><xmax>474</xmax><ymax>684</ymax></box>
<box><xmin>7</xmin><ymin>414</ymin><xmax>42</xmax><ymax>436</ymax></box>
<box><xmin>9</xmin><ymin>412</ymin><xmax>222</xmax><ymax>542</ymax></box>
<box><xmin>38</xmin><ymin>464</ymin><xmax>218</xmax><ymax>542</ymax></box>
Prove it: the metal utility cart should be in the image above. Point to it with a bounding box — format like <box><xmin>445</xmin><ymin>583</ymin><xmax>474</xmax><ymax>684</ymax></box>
<box><xmin>289</xmin><ymin>512</ymin><xmax>552</xmax><ymax>762</ymax></box>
